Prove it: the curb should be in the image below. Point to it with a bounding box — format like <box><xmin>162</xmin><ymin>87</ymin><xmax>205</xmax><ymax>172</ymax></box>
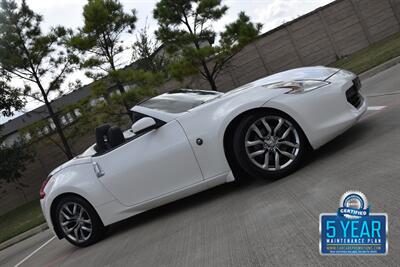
<box><xmin>359</xmin><ymin>56</ymin><xmax>400</xmax><ymax>80</ymax></box>
<box><xmin>0</xmin><ymin>223</ymin><xmax>49</xmax><ymax>251</ymax></box>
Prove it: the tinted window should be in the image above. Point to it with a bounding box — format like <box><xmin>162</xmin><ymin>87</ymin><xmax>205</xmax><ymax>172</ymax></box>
<box><xmin>139</xmin><ymin>89</ymin><xmax>222</xmax><ymax>113</ymax></box>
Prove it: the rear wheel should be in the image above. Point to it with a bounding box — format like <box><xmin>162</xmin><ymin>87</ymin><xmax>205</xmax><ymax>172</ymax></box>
<box><xmin>232</xmin><ymin>110</ymin><xmax>309</xmax><ymax>179</ymax></box>
<box><xmin>55</xmin><ymin>196</ymin><xmax>105</xmax><ymax>247</ymax></box>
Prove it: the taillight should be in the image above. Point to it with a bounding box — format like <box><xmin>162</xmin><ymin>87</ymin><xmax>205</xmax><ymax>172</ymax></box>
<box><xmin>39</xmin><ymin>176</ymin><xmax>51</xmax><ymax>199</ymax></box>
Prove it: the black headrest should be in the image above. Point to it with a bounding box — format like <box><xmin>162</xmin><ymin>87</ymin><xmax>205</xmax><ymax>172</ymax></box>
<box><xmin>107</xmin><ymin>126</ymin><xmax>125</xmax><ymax>148</ymax></box>
<box><xmin>95</xmin><ymin>124</ymin><xmax>110</xmax><ymax>152</ymax></box>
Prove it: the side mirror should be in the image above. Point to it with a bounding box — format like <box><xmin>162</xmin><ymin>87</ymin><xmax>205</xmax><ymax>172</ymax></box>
<box><xmin>131</xmin><ymin>117</ymin><xmax>157</xmax><ymax>134</ymax></box>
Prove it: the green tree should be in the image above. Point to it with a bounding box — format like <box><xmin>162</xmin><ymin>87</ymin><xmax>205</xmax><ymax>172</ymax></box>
<box><xmin>0</xmin><ymin>75</ymin><xmax>24</xmax><ymax>117</ymax></box>
<box><xmin>70</xmin><ymin>0</ymin><xmax>137</xmax><ymax>121</ymax></box>
<box><xmin>0</xmin><ymin>70</ymin><xmax>33</xmax><ymax>196</ymax></box>
<box><xmin>153</xmin><ymin>0</ymin><xmax>262</xmax><ymax>91</ymax></box>
<box><xmin>0</xmin><ymin>137</ymin><xmax>34</xmax><ymax>196</ymax></box>
<box><xmin>0</xmin><ymin>0</ymin><xmax>79</xmax><ymax>159</ymax></box>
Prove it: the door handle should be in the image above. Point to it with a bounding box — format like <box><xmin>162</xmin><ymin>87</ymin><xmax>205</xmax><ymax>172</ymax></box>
<box><xmin>92</xmin><ymin>162</ymin><xmax>105</xmax><ymax>178</ymax></box>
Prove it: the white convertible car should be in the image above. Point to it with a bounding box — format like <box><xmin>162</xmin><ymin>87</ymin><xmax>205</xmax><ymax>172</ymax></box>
<box><xmin>40</xmin><ymin>66</ymin><xmax>367</xmax><ymax>246</ymax></box>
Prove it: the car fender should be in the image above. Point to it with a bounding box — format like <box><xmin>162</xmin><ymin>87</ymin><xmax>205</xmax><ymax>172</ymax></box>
<box><xmin>42</xmin><ymin>162</ymin><xmax>116</xmax><ymax>230</ymax></box>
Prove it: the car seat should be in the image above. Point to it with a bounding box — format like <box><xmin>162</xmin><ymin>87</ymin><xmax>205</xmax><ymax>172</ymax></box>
<box><xmin>107</xmin><ymin>126</ymin><xmax>125</xmax><ymax>148</ymax></box>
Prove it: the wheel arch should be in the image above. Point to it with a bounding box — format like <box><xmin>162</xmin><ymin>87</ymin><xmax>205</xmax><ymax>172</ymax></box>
<box><xmin>222</xmin><ymin>107</ymin><xmax>311</xmax><ymax>179</ymax></box>
<box><xmin>50</xmin><ymin>192</ymin><xmax>104</xmax><ymax>239</ymax></box>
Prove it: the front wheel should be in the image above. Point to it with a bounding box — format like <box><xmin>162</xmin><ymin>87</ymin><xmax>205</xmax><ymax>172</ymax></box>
<box><xmin>55</xmin><ymin>196</ymin><xmax>105</xmax><ymax>247</ymax></box>
<box><xmin>232</xmin><ymin>110</ymin><xmax>309</xmax><ymax>179</ymax></box>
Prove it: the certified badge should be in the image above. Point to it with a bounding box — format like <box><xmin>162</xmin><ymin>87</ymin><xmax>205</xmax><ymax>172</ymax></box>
<box><xmin>320</xmin><ymin>191</ymin><xmax>388</xmax><ymax>255</ymax></box>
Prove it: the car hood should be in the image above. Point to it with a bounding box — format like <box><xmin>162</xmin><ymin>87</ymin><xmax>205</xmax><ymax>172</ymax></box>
<box><xmin>224</xmin><ymin>66</ymin><xmax>340</xmax><ymax>96</ymax></box>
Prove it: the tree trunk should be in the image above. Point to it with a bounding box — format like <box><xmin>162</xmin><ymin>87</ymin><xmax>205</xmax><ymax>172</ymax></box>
<box><xmin>109</xmin><ymin>62</ymin><xmax>134</xmax><ymax>122</ymax></box>
<box><xmin>201</xmin><ymin>60</ymin><xmax>218</xmax><ymax>91</ymax></box>
<box><xmin>206</xmin><ymin>73</ymin><xmax>217</xmax><ymax>91</ymax></box>
<box><xmin>115</xmin><ymin>80</ymin><xmax>134</xmax><ymax>122</ymax></box>
<box><xmin>44</xmin><ymin>99</ymin><xmax>74</xmax><ymax>159</ymax></box>
<box><xmin>194</xmin><ymin>43</ymin><xmax>217</xmax><ymax>91</ymax></box>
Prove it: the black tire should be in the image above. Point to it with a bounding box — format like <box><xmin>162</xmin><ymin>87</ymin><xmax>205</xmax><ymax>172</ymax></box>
<box><xmin>55</xmin><ymin>195</ymin><xmax>105</xmax><ymax>247</ymax></box>
<box><xmin>232</xmin><ymin>110</ymin><xmax>309</xmax><ymax>179</ymax></box>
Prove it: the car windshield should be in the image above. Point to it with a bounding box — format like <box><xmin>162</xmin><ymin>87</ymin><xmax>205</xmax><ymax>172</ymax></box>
<box><xmin>138</xmin><ymin>89</ymin><xmax>222</xmax><ymax>113</ymax></box>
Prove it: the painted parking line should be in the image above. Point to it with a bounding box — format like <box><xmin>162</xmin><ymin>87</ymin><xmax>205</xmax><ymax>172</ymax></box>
<box><xmin>367</xmin><ymin>106</ymin><xmax>386</xmax><ymax>111</ymax></box>
<box><xmin>14</xmin><ymin>236</ymin><xmax>56</xmax><ymax>267</ymax></box>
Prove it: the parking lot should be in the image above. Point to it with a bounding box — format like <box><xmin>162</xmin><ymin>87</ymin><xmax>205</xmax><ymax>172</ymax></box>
<box><xmin>1</xmin><ymin>64</ymin><xmax>400</xmax><ymax>267</ymax></box>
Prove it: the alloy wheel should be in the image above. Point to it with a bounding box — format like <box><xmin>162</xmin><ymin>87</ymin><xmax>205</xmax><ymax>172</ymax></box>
<box><xmin>244</xmin><ymin>115</ymin><xmax>300</xmax><ymax>171</ymax></box>
<box><xmin>59</xmin><ymin>202</ymin><xmax>93</xmax><ymax>243</ymax></box>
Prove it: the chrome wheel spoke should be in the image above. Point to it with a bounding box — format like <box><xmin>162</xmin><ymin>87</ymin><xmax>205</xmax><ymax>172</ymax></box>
<box><xmin>278</xmin><ymin>140</ymin><xmax>299</xmax><ymax>148</ymax></box>
<box><xmin>80</xmin><ymin>228</ymin><xmax>85</xmax><ymax>240</ymax></box>
<box><xmin>65</xmin><ymin>205</ymin><xmax>73</xmax><ymax>215</ymax></box>
<box><xmin>273</xmin><ymin>118</ymin><xmax>284</xmax><ymax>136</ymax></box>
<box><xmin>74</xmin><ymin>226</ymin><xmax>80</xmax><ymax>240</ymax></box>
<box><xmin>250</xmin><ymin>149</ymin><xmax>265</xmax><ymax>158</ymax></box>
<box><xmin>246</xmin><ymin>140</ymin><xmax>264</xmax><ymax>147</ymax></box>
<box><xmin>65</xmin><ymin>224</ymin><xmax>77</xmax><ymax>234</ymax></box>
<box><xmin>274</xmin><ymin>150</ymin><xmax>280</xmax><ymax>170</ymax></box>
<box><xmin>280</xmin><ymin>127</ymin><xmax>293</xmax><ymax>139</ymax></box>
<box><xmin>251</xmin><ymin>125</ymin><xmax>264</xmax><ymax>139</ymax></box>
<box><xmin>82</xmin><ymin>219</ymin><xmax>91</xmax><ymax>224</ymax></box>
<box><xmin>277</xmin><ymin>148</ymin><xmax>296</xmax><ymax>159</ymax></box>
<box><xmin>262</xmin><ymin>151</ymin><xmax>269</xmax><ymax>169</ymax></box>
<box><xmin>261</xmin><ymin>118</ymin><xmax>272</xmax><ymax>135</ymax></box>
<box><xmin>61</xmin><ymin>220</ymin><xmax>74</xmax><ymax>227</ymax></box>
<box><xmin>78</xmin><ymin>206</ymin><xmax>84</xmax><ymax>218</ymax></box>
<box><xmin>72</xmin><ymin>203</ymin><xmax>77</xmax><ymax>215</ymax></box>
<box><xmin>60</xmin><ymin>211</ymin><xmax>71</xmax><ymax>220</ymax></box>
<box><xmin>81</xmin><ymin>226</ymin><xmax>92</xmax><ymax>232</ymax></box>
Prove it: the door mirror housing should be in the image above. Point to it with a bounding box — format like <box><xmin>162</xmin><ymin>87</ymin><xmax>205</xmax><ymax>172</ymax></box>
<box><xmin>131</xmin><ymin>117</ymin><xmax>157</xmax><ymax>134</ymax></box>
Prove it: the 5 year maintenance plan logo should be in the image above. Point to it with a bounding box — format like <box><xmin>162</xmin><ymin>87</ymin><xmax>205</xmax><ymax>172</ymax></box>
<box><xmin>319</xmin><ymin>191</ymin><xmax>388</xmax><ymax>255</ymax></box>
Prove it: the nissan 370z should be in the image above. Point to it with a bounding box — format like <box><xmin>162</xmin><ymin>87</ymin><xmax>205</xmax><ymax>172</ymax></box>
<box><xmin>40</xmin><ymin>66</ymin><xmax>367</xmax><ymax>247</ymax></box>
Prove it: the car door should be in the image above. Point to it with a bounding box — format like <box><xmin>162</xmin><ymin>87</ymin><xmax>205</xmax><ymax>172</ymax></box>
<box><xmin>92</xmin><ymin>120</ymin><xmax>204</xmax><ymax>207</ymax></box>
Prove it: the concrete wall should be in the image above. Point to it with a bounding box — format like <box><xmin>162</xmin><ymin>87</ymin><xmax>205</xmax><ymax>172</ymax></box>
<box><xmin>2</xmin><ymin>0</ymin><xmax>400</xmax><ymax>215</ymax></box>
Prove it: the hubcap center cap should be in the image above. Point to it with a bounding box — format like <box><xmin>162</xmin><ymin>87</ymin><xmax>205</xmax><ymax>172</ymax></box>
<box><xmin>264</xmin><ymin>137</ymin><xmax>277</xmax><ymax>147</ymax></box>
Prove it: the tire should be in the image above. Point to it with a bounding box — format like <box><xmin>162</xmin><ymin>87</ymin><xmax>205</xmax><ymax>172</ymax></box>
<box><xmin>55</xmin><ymin>195</ymin><xmax>105</xmax><ymax>247</ymax></box>
<box><xmin>232</xmin><ymin>110</ymin><xmax>309</xmax><ymax>179</ymax></box>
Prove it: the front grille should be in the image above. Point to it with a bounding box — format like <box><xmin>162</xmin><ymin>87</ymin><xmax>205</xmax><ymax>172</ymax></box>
<box><xmin>346</xmin><ymin>78</ymin><xmax>362</xmax><ymax>108</ymax></box>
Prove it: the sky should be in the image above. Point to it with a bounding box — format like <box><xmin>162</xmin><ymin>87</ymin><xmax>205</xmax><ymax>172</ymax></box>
<box><xmin>0</xmin><ymin>0</ymin><xmax>334</xmax><ymax>124</ymax></box>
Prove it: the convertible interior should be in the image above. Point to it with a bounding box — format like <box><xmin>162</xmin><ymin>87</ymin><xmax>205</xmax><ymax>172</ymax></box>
<box><xmin>94</xmin><ymin>124</ymin><xmax>126</xmax><ymax>154</ymax></box>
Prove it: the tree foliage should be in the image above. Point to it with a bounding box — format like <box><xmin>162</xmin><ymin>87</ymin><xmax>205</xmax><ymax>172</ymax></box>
<box><xmin>0</xmin><ymin>0</ymin><xmax>79</xmax><ymax>159</ymax></box>
<box><xmin>69</xmin><ymin>0</ymin><xmax>138</xmax><ymax>121</ymax></box>
<box><xmin>153</xmin><ymin>0</ymin><xmax>262</xmax><ymax>90</ymax></box>
<box><xmin>0</xmin><ymin>75</ymin><xmax>24</xmax><ymax>117</ymax></box>
<box><xmin>0</xmin><ymin>137</ymin><xmax>34</xmax><ymax>184</ymax></box>
<box><xmin>70</xmin><ymin>0</ymin><xmax>137</xmax><ymax>77</ymax></box>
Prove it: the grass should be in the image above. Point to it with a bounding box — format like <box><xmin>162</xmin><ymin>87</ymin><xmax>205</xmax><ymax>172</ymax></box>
<box><xmin>330</xmin><ymin>32</ymin><xmax>400</xmax><ymax>74</ymax></box>
<box><xmin>0</xmin><ymin>199</ymin><xmax>45</xmax><ymax>244</ymax></box>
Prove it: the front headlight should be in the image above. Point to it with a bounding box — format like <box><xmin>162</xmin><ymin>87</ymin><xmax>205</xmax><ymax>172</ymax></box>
<box><xmin>264</xmin><ymin>80</ymin><xmax>330</xmax><ymax>94</ymax></box>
